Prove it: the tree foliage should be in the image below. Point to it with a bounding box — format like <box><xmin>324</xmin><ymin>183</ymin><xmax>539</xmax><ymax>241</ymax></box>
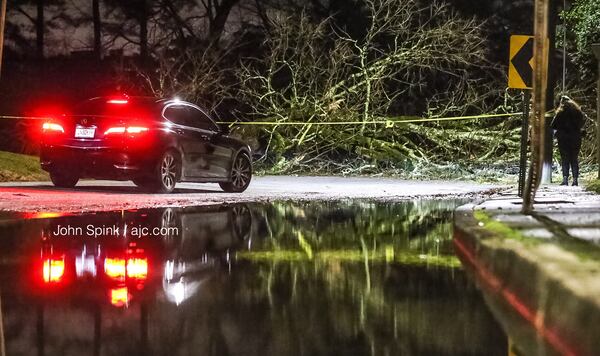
<box><xmin>229</xmin><ymin>0</ymin><xmax>511</xmax><ymax>173</ymax></box>
<box><xmin>563</xmin><ymin>0</ymin><xmax>600</xmax><ymax>82</ymax></box>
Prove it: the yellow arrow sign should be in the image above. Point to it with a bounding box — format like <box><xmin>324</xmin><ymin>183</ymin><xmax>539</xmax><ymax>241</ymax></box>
<box><xmin>509</xmin><ymin>35</ymin><xmax>534</xmax><ymax>89</ymax></box>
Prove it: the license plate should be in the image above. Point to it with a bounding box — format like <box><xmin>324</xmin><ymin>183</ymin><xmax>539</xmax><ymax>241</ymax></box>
<box><xmin>75</xmin><ymin>126</ymin><xmax>95</xmax><ymax>138</ymax></box>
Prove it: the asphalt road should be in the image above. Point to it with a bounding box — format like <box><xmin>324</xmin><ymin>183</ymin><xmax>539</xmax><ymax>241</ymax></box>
<box><xmin>0</xmin><ymin>176</ymin><xmax>502</xmax><ymax>213</ymax></box>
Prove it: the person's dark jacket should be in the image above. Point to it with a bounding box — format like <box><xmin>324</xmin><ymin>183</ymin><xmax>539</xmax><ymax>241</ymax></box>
<box><xmin>551</xmin><ymin>105</ymin><xmax>585</xmax><ymax>142</ymax></box>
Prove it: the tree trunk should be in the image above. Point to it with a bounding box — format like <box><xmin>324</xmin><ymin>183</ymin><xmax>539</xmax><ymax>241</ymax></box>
<box><xmin>139</xmin><ymin>0</ymin><xmax>148</xmax><ymax>60</ymax></box>
<box><xmin>36</xmin><ymin>0</ymin><xmax>44</xmax><ymax>59</ymax></box>
<box><xmin>209</xmin><ymin>0</ymin><xmax>239</xmax><ymax>44</ymax></box>
<box><xmin>93</xmin><ymin>0</ymin><xmax>101</xmax><ymax>59</ymax></box>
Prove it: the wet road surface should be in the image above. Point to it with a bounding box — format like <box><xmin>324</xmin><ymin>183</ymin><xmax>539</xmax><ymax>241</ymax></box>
<box><xmin>0</xmin><ymin>200</ymin><xmax>507</xmax><ymax>355</ymax></box>
<box><xmin>0</xmin><ymin>176</ymin><xmax>501</xmax><ymax>213</ymax></box>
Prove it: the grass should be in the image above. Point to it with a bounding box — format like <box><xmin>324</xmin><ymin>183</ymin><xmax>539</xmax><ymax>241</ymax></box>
<box><xmin>0</xmin><ymin>151</ymin><xmax>48</xmax><ymax>182</ymax></box>
<box><xmin>473</xmin><ymin>210</ymin><xmax>539</xmax><ymax>246</ymax></box>
<box><xmin>474</xmin><ymin>210</ymin><xmax>600</xmax><ymax>261</ymax></box>
<box><xmin>586</xmin><ymin>179</ymin><xmax>600</xmax><ymax>194</ymax></box>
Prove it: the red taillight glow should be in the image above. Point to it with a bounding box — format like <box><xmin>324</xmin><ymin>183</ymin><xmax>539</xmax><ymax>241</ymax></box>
<box><xmin>104</xmin><ymin>258</ymin><xmax>126</xmax><ymax>280</ymax></box>
<box><xmin>23</xmin><ymin>212</ymin><xmax>66</xmax><ymax>219</ymax></box>
<box><xmin>110</xmin><ymin>286</ymin><xmax>130</xmax><ymax>307</ymax></box>
<box><xmin>43</xmin><ymin>257</ymin><xmax>65</xmax><ymax>283</ymax></box>
<box><xmin>104</xmin><ymin>126</ymin><xmax>149</xmax><ymax>135</ymax></box>
<box><xmin>126</xmin><ymin>258</ymin><xmax>148</xmax><ymax>280</ymax></box>
<box><xmin>107</xmin><ymin>99</ymin><xmax>128</xmax><ymax>105</ymax></box>
<box><xmin>126</xmin><ymin>126</ymin><xmax>148</xmax><ymax>134</ymax></box>
<box><xmin>104</xmin><ymin>257</ymin><xmax>148</xmax><ymax>281</ymax></box>
<box><xmin>42</xmin><ymin>122</ymin><xmax>64</xmax><ymax>133</ymax></box>
<box><xmin>104</xmin><ymin>127</ymin><xmax>126</xmax><ymax>135</ymax></box>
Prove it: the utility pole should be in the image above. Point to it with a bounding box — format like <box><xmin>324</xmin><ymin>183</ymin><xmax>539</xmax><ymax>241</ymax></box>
<box><xmin>542</xmin><ymin>0</ymin><xmax>558</xmax><ymax>184</ymax></box>
<box><xmin>562</xmin><ymin>0</ymin><xmax>568</xmax><ymax>93</ymax></box>
<box><xmin>592</xmin><ymin>44</ymin><xmax>600</xmax><ymax>179</ymax></box>
<box><xmin>523</xmin><ymin>0</ymin><xmax>550</xmax><ymax>213</ymax></box>
<box><xmin>0</xmin><ymin>0</ymin><xmax>7</xmax><ymax>79</ymax></box>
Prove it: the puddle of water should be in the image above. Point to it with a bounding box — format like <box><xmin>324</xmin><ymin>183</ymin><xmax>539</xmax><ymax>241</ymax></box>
<box><xmin>0</xmin><ymin>200</ymin><xmax>507</xmax><ymax>355</ymax></box>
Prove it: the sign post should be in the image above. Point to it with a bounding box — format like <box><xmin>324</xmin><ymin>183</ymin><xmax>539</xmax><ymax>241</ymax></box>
<box><xmin>518</xmin><ymin>90</ymin><xmax>531</xmax><ymax>197</ymax></box>
<box><xmin>509</xmin><ymin>35</ymin><xmax>534</xmax><ymax>197</ymax></box>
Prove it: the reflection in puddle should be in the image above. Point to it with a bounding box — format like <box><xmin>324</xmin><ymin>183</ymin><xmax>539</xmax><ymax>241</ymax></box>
<box><xmin>0</xmin><ymin>200</ymin><xmax>507</xmax><ymax>355</ymax></box>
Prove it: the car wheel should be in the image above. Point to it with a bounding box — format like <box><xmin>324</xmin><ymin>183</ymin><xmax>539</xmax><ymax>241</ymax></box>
<box><xmin>150</xmin><ymin>150</ymin><xmax>180</xmax><ymax>193</ymax></box>
<box><xmin>219</xmin><ymin>153</ymin><xmax>252</xmax><ymax>193</ymax></box>
<box><xmin>231</xmin><ymin>204</ymin><xmax>252</xmax><ymax>242</ymax></box>
<box><xmin>49</xmin><ymin>170</ymin><xmax>79</xmax><ymax>188</ymax></box>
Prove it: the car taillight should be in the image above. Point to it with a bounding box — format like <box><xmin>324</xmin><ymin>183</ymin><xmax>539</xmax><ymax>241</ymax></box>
<box><xmin>104</xmin><ymin>126</ymin><xmax>149</xmax><ymax>136</ymax></box>
<box><xmin>107</xmin><ymin>99</ymin><xmax>128</xmax><ymax>105</ymax></box>
<box><xmin>126</xmin><ymin>126</ymin><xmax>148</xmax><ymax>134</ymax></box>
<box><xmin>104</xmin><ymin>127</ymin><xmax>126</xmax><ymax>135</ymax></box>
<box><xmin>42</xmin><ymin>122</ymin><xmax>64</xmax><ymax>133</ymax></box>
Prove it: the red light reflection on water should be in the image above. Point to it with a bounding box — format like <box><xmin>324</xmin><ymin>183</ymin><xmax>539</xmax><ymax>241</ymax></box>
<box><xmin>104</xmin><ymin>257</ymin><xmax>126</xmax><ymax>281</ymax></box>
<box><xmin>110</xmin><ymin>286</ymin><xmax>130</xmax><ymax>307</ymax></box>
<box><xmin>104</xmin><ymin>256</ymin><xmax>148</xmax><ymax>281</ymax></box>
<box><xmin>126</xmin><ymin>258</ymin><xmax>148</xmax><ymax>280</ymax></box>
<box><xmin>42</xmin><ymin>257</ymin><xmax>65</xmax><ymax>283</ymax></box>
<box><xmin>453</xmin><ymin>237</ymin><xmax>578</xmax><ymax>356</ymax></box>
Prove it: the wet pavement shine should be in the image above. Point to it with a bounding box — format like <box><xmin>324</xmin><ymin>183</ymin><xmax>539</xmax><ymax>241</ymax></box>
<box><xmin>454</xmin><ymin>186</ymin><xmax>600</xmax><ymax>356</ymax></box>
<box><xmin>0</xmin><ymin>200</ymin><xmax>507</xmax><ymax>355</ymax></box>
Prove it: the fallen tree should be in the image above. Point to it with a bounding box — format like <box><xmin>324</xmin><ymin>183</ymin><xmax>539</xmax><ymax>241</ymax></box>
<box><xmin>233</xmin><ymin>0</ymin><xmax>514</xmax><ymax>173</ymax></box>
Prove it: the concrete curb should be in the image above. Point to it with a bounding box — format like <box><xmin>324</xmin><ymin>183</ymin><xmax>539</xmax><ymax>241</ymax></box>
<box><xmin>454</xmin><ymin>202</ymin><xmax>600</xmax><ymax>356</ymax></box>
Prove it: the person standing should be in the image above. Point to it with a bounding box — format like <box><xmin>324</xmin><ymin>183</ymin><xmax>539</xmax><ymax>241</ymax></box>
<box><xmin>551</xmin><ymin>96</ymin><xmax>586</xmax><ymax>186</ymax></box>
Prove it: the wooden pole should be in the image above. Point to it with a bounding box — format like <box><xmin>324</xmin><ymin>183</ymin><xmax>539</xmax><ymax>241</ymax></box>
<box><xmin>0</xmin><ymin>0</ymin><xmax>7</xmax><ymax>79</ymax></box>
<box><xmin>592</xmin><ymin>44</ymin><xmax>600</xmax><ymax>179</ymax></box>
<box><xmin>562</xmin><ymin>0</ymin><xmax>567</xmax><ymax>93</ymax></box>
<box><xmin>523</xmin><ymin>0</ymin><xmax>550</xmax><ymax>213</ymax></box>
<box><xmin>542</xmin><ymin>0</ymin><xmax>557</xmax><ymax>184</ymax></box>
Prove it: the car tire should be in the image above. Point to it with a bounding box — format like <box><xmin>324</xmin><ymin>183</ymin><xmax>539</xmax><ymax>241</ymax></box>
<box><xmin>219</xmin><ymin>153</ymin><xmax>252</xmax><ymax>193</ymax></box>
<box><xmin>49</xmin><ymin>170</ymin><xmax>79</xmax><ymax>188</ymax></box>
<box><xmin>148</xmin><ymin>150</ymin><xmax>180</xmax><ymax>193</ymax></box>
<box><xmin>230</xmin><ymin>204</ymin><xmax>252</xmax><ymax>242</ymax></box>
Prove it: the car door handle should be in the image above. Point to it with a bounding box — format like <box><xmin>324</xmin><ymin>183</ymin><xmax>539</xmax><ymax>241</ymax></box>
<box><xmin>175</xmin><ymin>129</ymin><xmax>184</xmax><ymax>135</ymax></box>
<box><xmin>201</xmin><ymin>134</ymin><xmax>209</xmax><ymax>140</ymax></box>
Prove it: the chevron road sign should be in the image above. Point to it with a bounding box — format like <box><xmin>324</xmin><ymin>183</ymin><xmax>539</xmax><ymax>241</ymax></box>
<box><xmin>509</xmin><ymin>35</ymin><xmax>534</xmax><ymax>89</ymax></box>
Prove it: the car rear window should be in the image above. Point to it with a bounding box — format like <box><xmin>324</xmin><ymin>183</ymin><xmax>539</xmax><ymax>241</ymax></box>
<box><xmin>72</xmin><ymin>97</ymin><xmax>159</xmax><ymax>118</ymax></box>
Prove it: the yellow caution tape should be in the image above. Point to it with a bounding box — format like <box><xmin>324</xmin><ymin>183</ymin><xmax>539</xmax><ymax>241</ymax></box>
<box><xmin>0</xmin><ymin>112</ymin><xmax>523</xmax><ymax>125</ymax></box>
<box><xmin>0</xmin><ymin>115</ymin><xmax>39</xmax><ymax>120</ymax></box>
<box><xmin>216</xmin><ymin>112</ymin><xmax>523</xmax><ymax>126</ymax></box>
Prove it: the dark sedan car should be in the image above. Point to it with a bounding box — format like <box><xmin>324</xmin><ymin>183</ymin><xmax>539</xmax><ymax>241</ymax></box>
<box><xmin>40</xmin><ymin>95</ymin><xmax>252</xmax><ymax>193</ymax></box>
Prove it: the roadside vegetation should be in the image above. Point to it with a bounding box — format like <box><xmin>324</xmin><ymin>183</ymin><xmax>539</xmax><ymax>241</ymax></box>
<box><xmin>0</xmin><ymin>151</ymin><xmax>47</xmax><ymax>182</ymax></box>
<box><xmin>139</xmin><ymin>0</ymin><xmax>600</xmax><ymax>177</ymax></box>
<box><xmin>585</xmin><ymin>179</ymin><xmax>600</xmax><ymax>195</ymax></box>
<box><xmin>145</xmin><ymin>0</ymin><xmax>521</xmax><ymax>176</ymax></box>
<box><xmin>0</xmin><ymin>0</ymin><xmax>598</xmax><ymax>180</ymax></box>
